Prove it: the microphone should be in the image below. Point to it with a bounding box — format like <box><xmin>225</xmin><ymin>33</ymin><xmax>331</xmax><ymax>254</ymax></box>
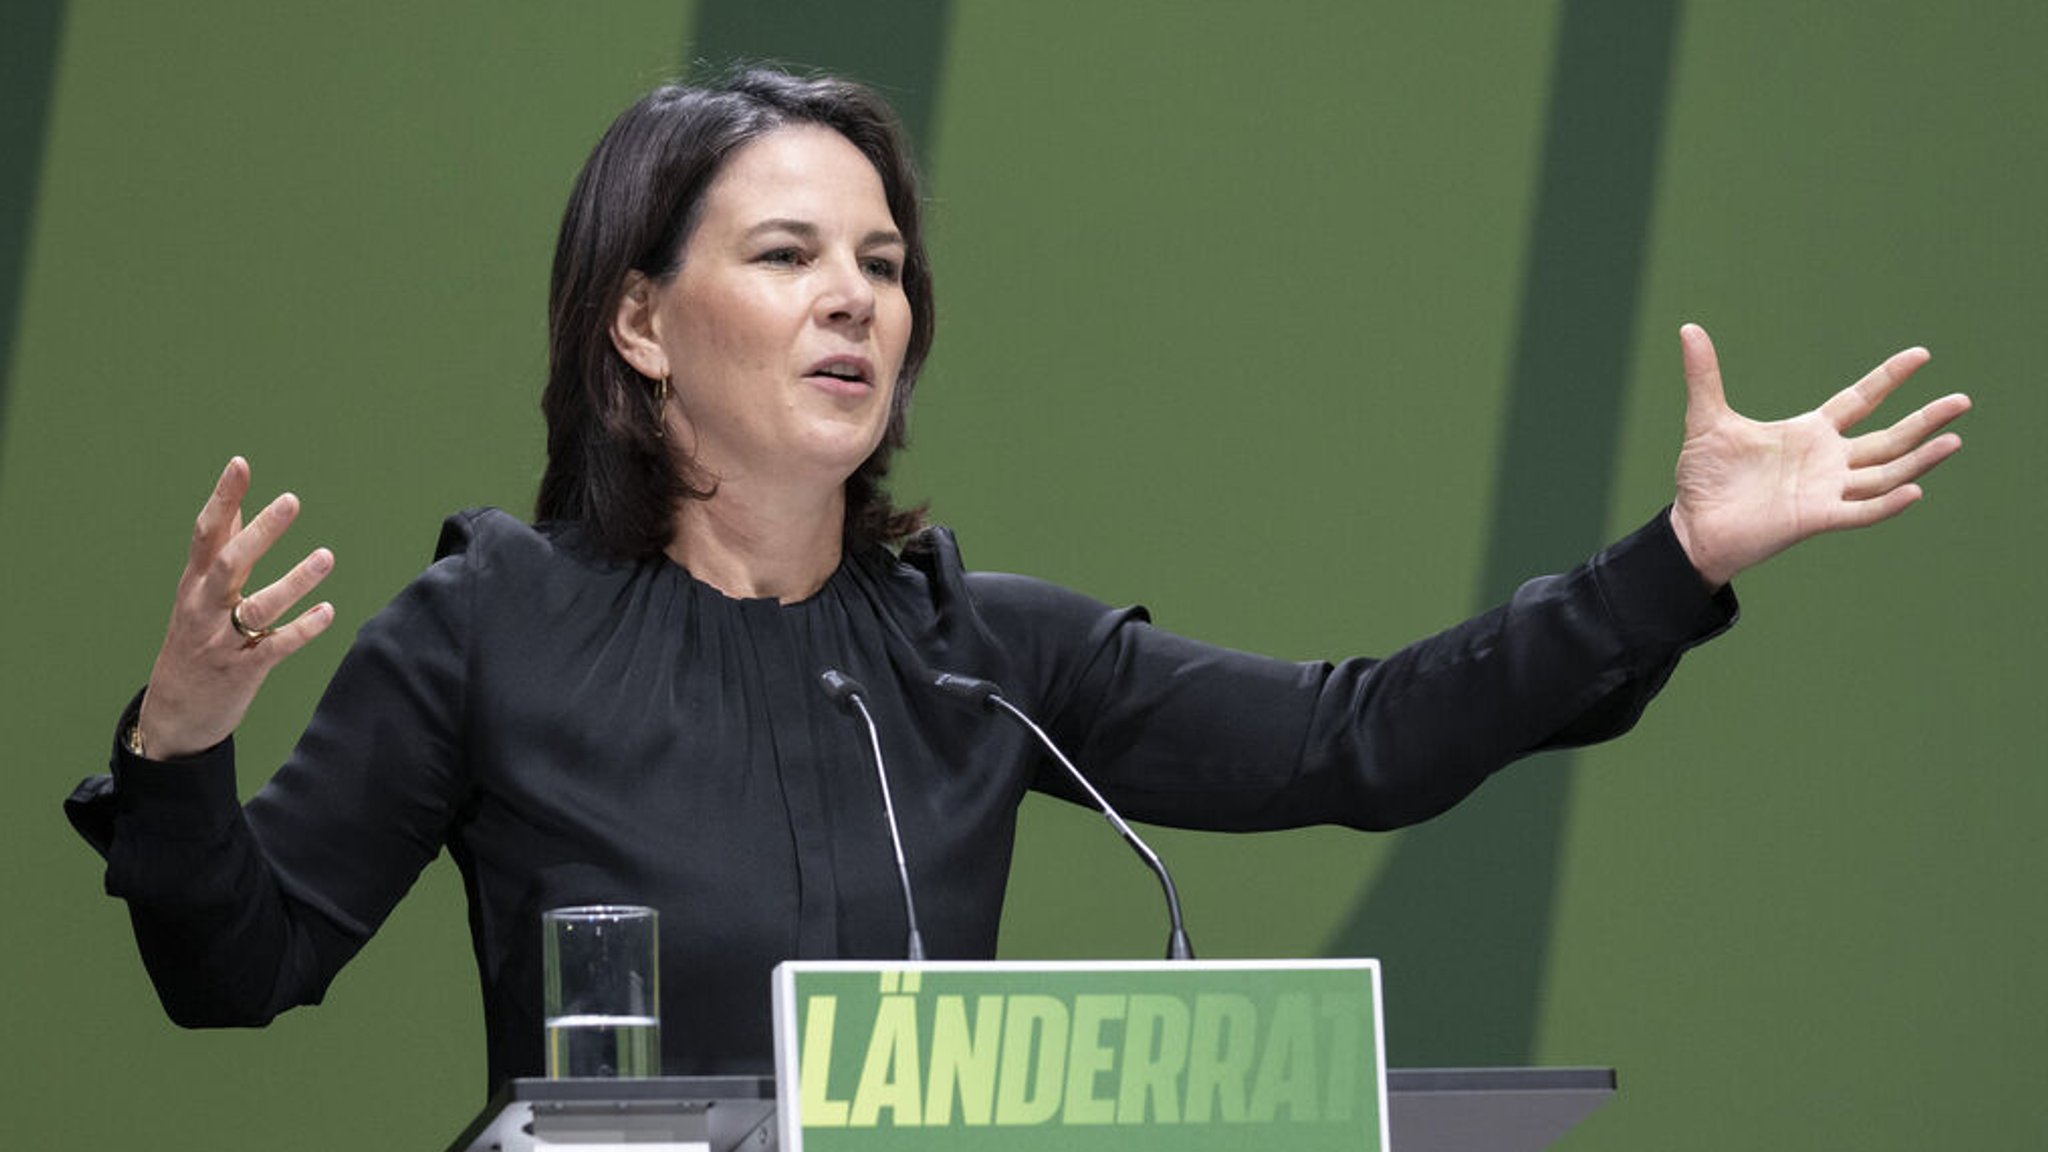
<box><xmin>819</xmin><ymin>669</ymin><xmax>926</xmax><ymax>962</ymax></box>
<box><xmin>930</xmin><ymin>672</ymin><xmax>1195</xmax><ymax>960</ymax></box>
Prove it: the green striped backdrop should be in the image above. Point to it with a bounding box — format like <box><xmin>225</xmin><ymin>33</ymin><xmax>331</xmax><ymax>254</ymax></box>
<box><xmin>4</xmin><ymin>2</ymin><xmax>2039</xmax><ymax>1146</ymax></box>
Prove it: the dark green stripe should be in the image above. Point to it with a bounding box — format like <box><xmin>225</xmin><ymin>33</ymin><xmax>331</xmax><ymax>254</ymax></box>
<box><xmin>1328</xmin><ymin>0</ymin><xmax>1683</xmax><ymax>1066</ymax></box>
<box><xmin>0</xmin><ymin>0</ymin><xmax>68</xmax><ymax>464</ymax></box>
<box><xmin>685</xmin><ymin>0</ymin><xmax>954</xmax><ymax>157</ymax></box>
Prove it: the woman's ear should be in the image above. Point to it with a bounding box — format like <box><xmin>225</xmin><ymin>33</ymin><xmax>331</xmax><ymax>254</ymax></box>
<box><xmin>610</xmin><ymin>271</ymin><xmax>668</xmax><ymax>380</ymax></box>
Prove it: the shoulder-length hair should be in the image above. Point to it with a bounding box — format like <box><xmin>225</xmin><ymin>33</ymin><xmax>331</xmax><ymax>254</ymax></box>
<box><xmin>536</xmin><ymin>67</ymin><xmax>935</xmax><ymax>560</ymax></box>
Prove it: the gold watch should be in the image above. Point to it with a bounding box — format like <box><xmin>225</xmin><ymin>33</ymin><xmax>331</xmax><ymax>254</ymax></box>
<box><xmin>123</xmin><ymin>718</ymin><xmax>146</xmax><ymax>758</ymax></box>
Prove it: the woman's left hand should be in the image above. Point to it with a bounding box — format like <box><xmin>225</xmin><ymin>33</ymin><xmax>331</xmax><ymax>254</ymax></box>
<box><xmin>1668</xmin><ymin>323</ymin><xmax>1972</xmax><ymax>589</ymax></box>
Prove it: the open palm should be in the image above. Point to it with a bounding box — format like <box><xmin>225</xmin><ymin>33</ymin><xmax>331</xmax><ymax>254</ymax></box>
<box><xmin>1668</xmin><ymin>324</ymin><xmax>1971</xmax><ymax>589</ymax></box>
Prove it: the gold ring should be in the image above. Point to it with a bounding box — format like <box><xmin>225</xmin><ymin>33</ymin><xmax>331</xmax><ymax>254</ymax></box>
<box><xmin>231</xmin><ymin>600</ymin><xmax>275</xmax><ymax>644</ymax></box>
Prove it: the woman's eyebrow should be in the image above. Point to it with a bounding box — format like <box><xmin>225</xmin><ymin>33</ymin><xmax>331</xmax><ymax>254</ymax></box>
<box><xmin>743</xmin><ymin>219</ymin><xmax>903</xmax><ymax>249</ymax></box>
<box><xmin>744</xmin><ymin>218</ymin><xmax>817</xmax><ymax>241</ymax></box>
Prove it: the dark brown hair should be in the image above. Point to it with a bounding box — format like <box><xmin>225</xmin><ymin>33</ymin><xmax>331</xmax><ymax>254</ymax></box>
<box><xmin>536</xmin><ymin>67</ymin><xmax>934</xmax><ymax>559</ymax></box>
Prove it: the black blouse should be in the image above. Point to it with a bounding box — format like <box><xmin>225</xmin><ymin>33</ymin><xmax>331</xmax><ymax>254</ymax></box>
<box><xmin>68</xmin><ymin>507</ymin><xmax>1733</xmax><ymax>1091</ymax></box>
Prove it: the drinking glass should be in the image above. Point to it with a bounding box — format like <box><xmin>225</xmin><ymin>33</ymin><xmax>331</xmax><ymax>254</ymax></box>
<box><xmin>542</xmin><ymin>904</ymin><xmax>661</xmax><ymax>1078</ymax></box>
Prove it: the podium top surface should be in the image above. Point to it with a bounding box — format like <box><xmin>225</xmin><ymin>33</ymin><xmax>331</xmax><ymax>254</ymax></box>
<box><xmin>1387</xmin><ymin>1067</ymin><xmax>1617</xmax><ymax>1152</ymax></box>
<box><xmin>448</xmin><ymin>1068</ymin><xmax>1615</xmax><ymax>1152</ymax></box>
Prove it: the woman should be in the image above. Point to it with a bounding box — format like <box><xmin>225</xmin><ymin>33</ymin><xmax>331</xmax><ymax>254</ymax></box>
<box><xmin>68</xmin><ymin>69</ymin><xmax>1969</xmax><ymax>1090</ymax></box>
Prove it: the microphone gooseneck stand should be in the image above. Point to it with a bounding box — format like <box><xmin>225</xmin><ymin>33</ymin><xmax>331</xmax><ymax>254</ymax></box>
<box><xmin>931</xmin><ymin>671</ymin><xmax>1196</xmax><ymax>960</ymax></box>
<box><xmin>819</xmin><ymin>669</ymin><xmax>927</xmax><ymax>962</ymax></box>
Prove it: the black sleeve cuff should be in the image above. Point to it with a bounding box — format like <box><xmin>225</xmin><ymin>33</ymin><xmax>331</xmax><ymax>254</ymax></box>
<box><xmin>1591</xmin><ymin>506</ymin><xmax>1740</xmax><ymax>651</ymax></box>
<box><xmin>64</xmin><ymin>689</ymin><xmax>239</xmax><ymax>857</ymax></box>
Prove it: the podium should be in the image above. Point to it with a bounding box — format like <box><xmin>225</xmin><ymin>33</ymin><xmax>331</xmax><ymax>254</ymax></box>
<box><xmin>454</xmin><ymin>959</ymin><xmax>1614</xmax><ymax>1150</ymax></box>
<box><xmin>447</xmin><ymin>1067</ymin><xmax>1615</xmax><ymax>1152</ymax></box>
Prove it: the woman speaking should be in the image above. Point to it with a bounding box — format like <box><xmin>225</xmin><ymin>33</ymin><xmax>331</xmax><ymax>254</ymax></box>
<box><xmin>67</xmin><ymin>68</ymin><xmax>1970</xmax><ymax>1090</ymax></box>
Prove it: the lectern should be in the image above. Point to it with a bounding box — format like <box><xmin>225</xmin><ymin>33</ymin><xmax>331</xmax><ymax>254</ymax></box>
<box><xmin>447</xmin><ymin>1067</ymin><xmax>1615</xmax><ymax>1152</ymax></box>
<box><xmin>453</xmin><ymin>959</ymin><xmax>1615</xmax><ymax>1151</ymax></box>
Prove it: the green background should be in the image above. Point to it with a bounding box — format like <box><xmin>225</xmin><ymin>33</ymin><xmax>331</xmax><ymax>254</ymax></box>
<box><xmin>4</xmin><ymin>1</ymin><xmax>2040</xmax><ymax>1146</ymax></box>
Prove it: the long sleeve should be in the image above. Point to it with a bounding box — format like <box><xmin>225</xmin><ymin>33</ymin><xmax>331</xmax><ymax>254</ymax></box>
<box><xmin>956</xmin><ymin>507</ymin><xmax>1735</xmax><ymax>831</ymax></box>
<box><xmin>66</xmin><ymin>705</ymin><xmax>340</xmax><ymax>1027</ymax></box>
<box><xmin>65</xmin><ymin>518</ymin><xmax>475</xmax><ymax>1027</ymax></box>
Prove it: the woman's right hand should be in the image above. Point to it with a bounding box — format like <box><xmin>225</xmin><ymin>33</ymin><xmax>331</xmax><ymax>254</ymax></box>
<box><xmin>134</xmin><ymin>458</ymin><xmax>337</xmax><ymax>760</ymax></box>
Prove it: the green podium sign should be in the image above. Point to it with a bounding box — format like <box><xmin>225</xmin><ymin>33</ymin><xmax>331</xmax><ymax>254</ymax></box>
<box><xmin>771</xmin><ymin>959</ymin><xmax>1386</xmax><ymax>1152</ymax></box>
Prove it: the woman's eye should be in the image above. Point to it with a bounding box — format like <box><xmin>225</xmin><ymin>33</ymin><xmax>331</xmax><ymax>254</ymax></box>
<box><xmin>861</xmin><ymin>256</ymin><xmax>901</xmax><ymax>283</ymax></box>
<box><xmin>758</xmin><ymin>247</ymin><xmax>805</xmax><ymax>266</ymax></box>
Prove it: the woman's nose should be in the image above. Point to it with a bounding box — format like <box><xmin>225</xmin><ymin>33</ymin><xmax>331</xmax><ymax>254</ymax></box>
<box><xmin>818</xmin><ymin>255</ymin><xmax>876</xmax><ymax>327</ymax></box>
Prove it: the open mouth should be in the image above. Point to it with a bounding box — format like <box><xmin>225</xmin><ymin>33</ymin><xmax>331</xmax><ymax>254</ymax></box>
<box><xmin>805</xmin><ymin>357</ymin><xmax>874</xmax><ymax>387</ymax></box>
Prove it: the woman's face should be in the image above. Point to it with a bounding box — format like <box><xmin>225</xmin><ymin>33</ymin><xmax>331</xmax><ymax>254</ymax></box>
<box><xmin>641</xmin><ymin>124</ymin><xmax>912</xmax><ymax>497</ymax></box>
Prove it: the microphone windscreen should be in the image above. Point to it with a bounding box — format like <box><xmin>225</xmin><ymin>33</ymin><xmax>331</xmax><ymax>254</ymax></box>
<box><xmin>930</xmin><ymin>671</ymin><xmax>1001</xmax><ymax>708</ymax></box>
<box><xmin>818</xmin><ymin>669</ymin><xmax>868</xmax><ymax>708</ymax></box>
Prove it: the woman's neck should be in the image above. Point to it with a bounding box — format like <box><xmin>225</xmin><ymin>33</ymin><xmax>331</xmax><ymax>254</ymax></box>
<box><xmin>665</xmin><ymin>485</ymin><xmax>847</xmax><ymax>603</ymax></box>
